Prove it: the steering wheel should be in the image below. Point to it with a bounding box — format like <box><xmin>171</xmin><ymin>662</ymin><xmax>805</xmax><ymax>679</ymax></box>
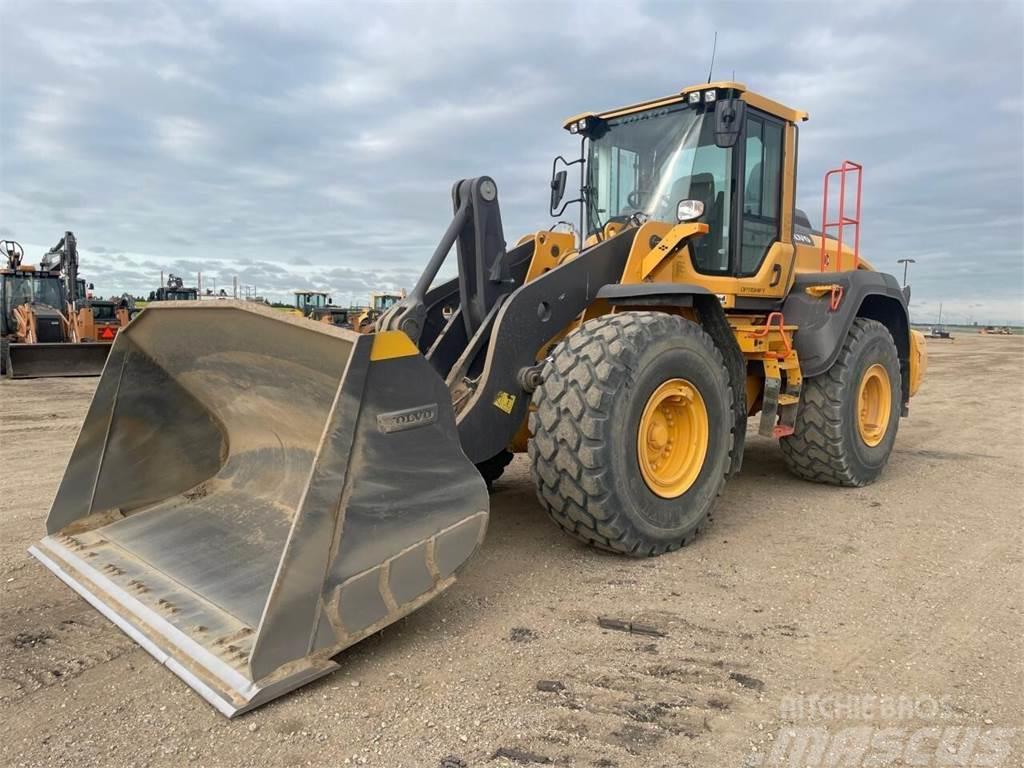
<box><xmin>605</xmin><ymin>214</ymin><xmax>633</xmax><ymax>227</ymax></box>
<box><xmin>604</xmin><ymin>211</ymin><xmax>651</xmax><ymax>231</ymax></box>
<box><xmin>626</xmin><ymin>190</ymin><xmax>643</xmax><ymax>209</ymax></box>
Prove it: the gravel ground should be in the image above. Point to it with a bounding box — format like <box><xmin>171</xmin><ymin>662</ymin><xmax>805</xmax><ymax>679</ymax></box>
<box><xmin>1</xmin><ymin>333</ymin><xmax>1021</xmax><ymax>767</ymax></box>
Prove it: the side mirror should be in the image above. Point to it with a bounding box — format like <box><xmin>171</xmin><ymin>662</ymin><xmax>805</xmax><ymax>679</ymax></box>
<box><xmin>550</xmin><ymin>169</ymin><xmax>568</xmax><ymax>214</ymax></box>
<box><xmin>676</xmin><ymin>199</ymin><xmax>705</xmax><ymax>222</ymax></box>
<box><xmin>714</xmin><ymin>97</ymin><xmax>746</xmax><ymax>148</ymax></box>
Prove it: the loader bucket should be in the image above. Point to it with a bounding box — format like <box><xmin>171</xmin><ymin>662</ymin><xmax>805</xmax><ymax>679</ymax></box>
<box><xmin>29</xmin><ymin>301</ymin><xmax>488</xmax><ymax>717</ymax></box>
<box><xmin>5</xmin><ymin>341</ymin><xmax>111</xmax><ymax>378</ymax></box>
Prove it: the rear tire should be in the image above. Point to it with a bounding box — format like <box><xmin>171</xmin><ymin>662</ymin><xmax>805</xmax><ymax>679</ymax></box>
<box><xmin>781</xmin><ymin>318</ymin><xmax>901</xmax><ymax>486</ymax></box>
<box><xmin>529</xmin><ymin>312</ymin><xmax>735</xmax><ymax>556</ymax></box>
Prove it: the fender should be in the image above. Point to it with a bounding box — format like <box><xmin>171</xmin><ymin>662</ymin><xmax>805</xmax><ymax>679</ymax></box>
<box><xmin>783</xmin><ymin>271</ymin><xmax>911</xmax><ymax>402</ymax></box>
<box><xmin>595</xmin><ymin>282</ymin><xmax>714</xmax><ymax>307</ymax></box>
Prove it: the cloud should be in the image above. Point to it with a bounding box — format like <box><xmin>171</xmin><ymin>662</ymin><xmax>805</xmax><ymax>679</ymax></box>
<box><xmin>155</xmin><ymin>116</ymin><xmax>213</xmax><ymax>158</ymax></box>
<box><xmin>0</xmin><ymin>0</ymin><xmax>1021</xmax><ymax>322</ymax></box>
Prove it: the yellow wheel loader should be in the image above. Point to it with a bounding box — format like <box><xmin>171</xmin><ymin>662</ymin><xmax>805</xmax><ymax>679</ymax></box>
<box><xmin>31</xmin><ymin>82</ymin><xmax>926</xmax><ymax>716</ymax></box>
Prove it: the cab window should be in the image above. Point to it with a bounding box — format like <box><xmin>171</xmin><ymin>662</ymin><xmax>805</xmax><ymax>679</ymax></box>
<box><xmin>586</xmin><ymin>103</ymin><xmax>733</xmax><ymax>274</ymax></box>
<box><xmin>740</xmin><ymin>115</ymin><xmax>783</xmax><ymax>274</ymax></box>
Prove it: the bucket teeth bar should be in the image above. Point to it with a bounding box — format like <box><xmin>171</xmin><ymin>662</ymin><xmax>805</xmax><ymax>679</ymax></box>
<box><xmin>30</xmin><ymin>301</ymin><xmax>488</xmax><ymax>716</ymax></box>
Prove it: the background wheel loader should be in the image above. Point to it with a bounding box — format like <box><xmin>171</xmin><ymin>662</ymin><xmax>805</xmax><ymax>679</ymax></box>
<box><xmin>291</xmin><ymin>290</ymin><xmax>356</xmax><ymax>327</ymax></box>
<box><xmin>1</xmin><ymin>233</ymin><xmax>120</xmax><ymax>378</ymax></box>
<box><xmin>32</xmin><ymin>82</ymin><xmax>926</xmax><ymax>716</ymax></box>
<box><xmin>352</xmin><ymin>289</ymin><xmax>407</xmax><ymax>333</ymax></box>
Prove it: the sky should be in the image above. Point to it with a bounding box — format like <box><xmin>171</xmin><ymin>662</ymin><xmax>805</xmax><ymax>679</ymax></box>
<box><xmin>1</xmin><ymin>0</ymin><xmax>1022</xmax><ymax>323</ymax></box>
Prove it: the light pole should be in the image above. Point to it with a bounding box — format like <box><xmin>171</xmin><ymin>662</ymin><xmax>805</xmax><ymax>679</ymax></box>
<box><xmin>897</xmin><ymin>258</ymin><xmax>916</xmax><ymax>288</ymax></box>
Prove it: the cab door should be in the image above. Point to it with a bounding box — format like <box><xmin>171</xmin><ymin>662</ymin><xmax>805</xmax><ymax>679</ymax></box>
<box><xmin>729</xmin><ymin>110</ymin><xmax>795</xmax><ymax>301</ymax></box>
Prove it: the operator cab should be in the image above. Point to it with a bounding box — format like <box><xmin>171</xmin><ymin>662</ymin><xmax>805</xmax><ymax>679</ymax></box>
<box><xmin>553</xmin><ymin>82</ymin><xmax>808</xmax><ymax>286</ymax></box>
<box><xmin>87</xmin><ymin>300</ymin><xmax>117</xmax><ymax>320</ymax></box>
<box><xmin>3</xmin><ymin>271</ymin><xmax>65</xmax><ymax>310</ymax></box>
<box><xmin>294</xmin><ymin>290</ymin><xmax>331</xmax><ymax>313</ymax></box>
<box><xmin>372</xmin><ymin>292</ymin><xmax>403</xmax><ymax>313</ymax></box>
<box><xmin>155</xmin><ymin>287</ymin><xmax>199</xmax><ymax>301</ymax></box>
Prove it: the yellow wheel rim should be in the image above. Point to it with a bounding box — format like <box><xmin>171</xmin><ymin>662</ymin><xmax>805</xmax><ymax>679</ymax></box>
<box><xmin>857</xmin><ymin>363</ymin><xmax>892</xmax><ymax>447</ymax></box>
<box><xmin>637</xmin><ymin>378</ymin><xmax>709</xmax><ymax>499</ymax></box>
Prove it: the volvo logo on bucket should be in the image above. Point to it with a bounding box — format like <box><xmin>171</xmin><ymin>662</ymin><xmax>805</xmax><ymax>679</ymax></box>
<box><xmin>377</xmin><ymin>404</ymin><xmax>439</xmax><ymax>433</ymax></box>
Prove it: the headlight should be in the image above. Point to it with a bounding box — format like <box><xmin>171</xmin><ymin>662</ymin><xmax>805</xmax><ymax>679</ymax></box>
<box><xmin>688</xmin><ymin>91</ymin><xmax>701</xmax><ymax>105</ymax></box>
<box><xmin>569</xmin><ymin>123</ymin><xmax>579</xmax><ymax>134</ymax></box>
<box><xmin>676</xmin><ymin>199</ymin><xmax>705</xmax><ymax>222</ymax></box>
<box><xmin>704</xmin><ymin>90</ymin><xmax>717</xmax><ymax>103</ymax></box>
<box><xmin>577</xmin><ymin>118</ymin><xmax>587</xmax><ymax>131</ymax></box>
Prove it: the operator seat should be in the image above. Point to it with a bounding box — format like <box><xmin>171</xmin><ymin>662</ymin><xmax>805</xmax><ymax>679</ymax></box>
<box><xmin>667</xmin><ymin>173</ymin><xmax>725</xmax><ymax>271</ymax></box>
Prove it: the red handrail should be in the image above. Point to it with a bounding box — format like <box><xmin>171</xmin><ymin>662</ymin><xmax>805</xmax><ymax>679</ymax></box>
<box><xmin>819</xmin><ymin>160</ymin><xmax>862</xmax><ymax>272</ymax></box>
<box><xmin>752</xmin><ymin>311</ymin><xmax>793</xmax><ymax>357</ymax></box>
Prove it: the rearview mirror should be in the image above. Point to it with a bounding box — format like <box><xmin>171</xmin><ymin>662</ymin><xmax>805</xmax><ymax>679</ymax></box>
<box><xmin>714</xmin><ymin>97</ymin><xmax>746</xmax><ymax>148</ymax></box>
<box><xmin>550</xmin><ymin>169</ymin><xmax>568</xmax><ymax>213</ymax></box>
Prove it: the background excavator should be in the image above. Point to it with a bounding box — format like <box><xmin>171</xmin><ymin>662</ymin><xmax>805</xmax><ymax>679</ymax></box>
<box><xmin>1</xmin><ymin>233</ymin><xmax>125</xmax><ymax>378</ymax></box>
<box><xmin>31</xmin><ymin>82</ymin><xmax>926</xmax><ymax>716</ymax></box>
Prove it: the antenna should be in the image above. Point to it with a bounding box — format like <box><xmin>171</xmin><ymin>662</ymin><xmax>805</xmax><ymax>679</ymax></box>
<box><xmin>707</xmin><ymin>31</ymin><xmax>718</xmax><ymax>84</ymax></box>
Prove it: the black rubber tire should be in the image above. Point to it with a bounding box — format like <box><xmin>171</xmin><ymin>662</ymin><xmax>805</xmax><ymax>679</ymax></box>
<box><xmin>781</xmin><ymin>318</ymin><xmax>901</xmax><ymax>486</ymax></box>
<box><xmin>476</xmin><ymin>449</ymin><xmax>514</xmax><ymax>491</ymax></box>
<box><xmin>529</xmin><ymin>312</ymin><xmax>735</xmax><ymax>556</ymax></box>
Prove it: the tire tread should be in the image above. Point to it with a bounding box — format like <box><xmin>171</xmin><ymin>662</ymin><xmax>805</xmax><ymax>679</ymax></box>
<box><xmin>780</xmin><ymin>317</ymin><xmax>898</xmax><ymax>487</ymax></box>
<box><xmin>529</xmin><ymin>312</ymin><xmax>735</xmax><ymax>556</ymax></box>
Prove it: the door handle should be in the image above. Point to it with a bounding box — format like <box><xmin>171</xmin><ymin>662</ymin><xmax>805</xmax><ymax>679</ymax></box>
<box><xmin>769</xmin><ymin>264</ymin><xmax>782</xmax><ymax>288</ymax></box>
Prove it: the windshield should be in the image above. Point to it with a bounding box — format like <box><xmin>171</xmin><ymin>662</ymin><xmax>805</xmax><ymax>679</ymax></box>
<box><xmin>586</xmin><ymin>102</ymin><xmax>733</xmax><ymax>272</ymax></box>
<box><xmin>4</xmin><ymin>274</ymin><xmax>65</xmax><ymax>309</ymax></box>
<box><xmin>90</xmin><ymin>302</ymin><xmax>116</xmax><ymax>320</ymax></box>
<box><xmin>374</xmin><ymin>294</ymin><xmax>398</xmax><ymax>311</ymax></box>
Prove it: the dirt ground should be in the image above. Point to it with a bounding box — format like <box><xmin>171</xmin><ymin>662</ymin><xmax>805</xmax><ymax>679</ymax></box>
<box><xmin>1</xmin><ymin>333</ymin><xmax>1022</xmax><ymax>768</ymax></box>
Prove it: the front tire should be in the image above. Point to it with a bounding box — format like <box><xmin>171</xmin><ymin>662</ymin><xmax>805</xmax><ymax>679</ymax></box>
<box><xmin>781</xmin><ymin>318</ymin><xmax>901</xmax><ymax>486</ymax></box>
<box><xmin>529</xmin><ymin>312</ymin><xmax>735</xmax><ymax>556</ymax></box>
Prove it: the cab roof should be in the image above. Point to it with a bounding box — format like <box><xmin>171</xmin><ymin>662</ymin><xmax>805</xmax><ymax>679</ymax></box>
<box><xmin>563</xmin><ymin>81</ymin><xmax>808</xmax><ymax>131</ymax></box>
